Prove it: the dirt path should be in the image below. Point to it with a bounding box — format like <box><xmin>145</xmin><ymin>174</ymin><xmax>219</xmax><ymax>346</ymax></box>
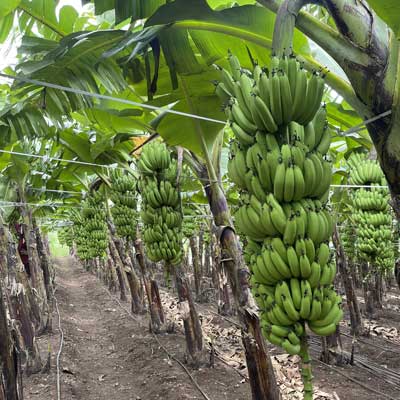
<box><xmin>24</xmin><ymin>257</ymin><xmax>250</xmax><ymax>400</ymax></box>
<box><xmin>24</xmin><ymin>257</ymin><xmax>400</xmax><ymax>400</ymax></box>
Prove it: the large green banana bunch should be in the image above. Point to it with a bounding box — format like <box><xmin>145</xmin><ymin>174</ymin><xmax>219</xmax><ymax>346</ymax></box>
<box><xmin>110</xmin><ymin>170</ymin><xmax>137</xmax><ymax>240</ymax></box>
<box><xmin>58</xmin><ymin>225</ymin><xmax>74</xmax><ymax>248</ymax></box>
<box><xmin>70</xmin><ymin>210</ymin><xmax>91</xmax><ymax>260</ymax></box>
<box><xmin>348</xmin><ymin>154</ymin><xmax>394</xmax><ymax>270</ymax></box>
<box><xmin>217</xmin><ymin>53</ymin><xmax>341</xmax><ymax>356</ymax></box>
<box><xmin>81</xmin><ymin>191</ymin><xmax>109</xmax><ymax>259</ymax></box>
<box><xmin>138</xmin><ymin>141</ymin><xmax>183</xmax><ymax>264</ymax></box>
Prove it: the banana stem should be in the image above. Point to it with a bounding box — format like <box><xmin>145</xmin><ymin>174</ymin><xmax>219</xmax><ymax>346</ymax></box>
<box><xmin>299</xmin><ymin>336</ymin><xmax>313</xmax><ymax>400</ymax></box>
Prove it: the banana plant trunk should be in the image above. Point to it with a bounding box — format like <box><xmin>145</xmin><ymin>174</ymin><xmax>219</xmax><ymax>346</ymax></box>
<box><xmin>332</xmin><ymin>225</ymin><xmax>363</xmax><ymax>336</ymax></box>
<box><xmin>33</xmin><ymin>219</ymin><xmax>54</xmax><ymax>333</ymax></box>
<box><xmin>199</xmin><ymin>169</ymin><xmax>280</xmax><ymax>399</ymax></box>
<box><xmin>361</xmin><ymin>262</ymin><xmax>375</xmax><ymax>317</ymax></box>
<box><xmin>18</xmin><ymin>199</ymin><xmax>49</xmax><ymax>333</ymax></box>
<box><xmin>108</xmin><ymin>238</ymin><xmax>128</xmax><ymax>302</ymax></box>
<box><xmin>189</xmin><ymin>236</ymin><xmax>201</xmax><ymax>300</ymax></box>
<box><xmin>134</xmin><ymin>237</ymin><xmax>166</xmax><ymax>333</ymax></box>
<box><xmin>170</xmin><ymin>262</ymin><xmax>206</xmax><ymax>366</ymax></box>
<box><xmin>3</xmin><ymin>226</ymin><xmax>42</xmax><ymax>374</ymax></box>
<box><xmin>109</xmin><ymin>227</ymin><xmax>143</xmax><ymax>313</ymax></box>
<box><xmin>126</xmin><ymin>241</ymin><xmax>145</xmax><ymax>306</ymax></box>
<box><xmin>106</xmin><ymin>252</ymin><xmax>118</xmax><ymax>292</ymax></box>
<box><xmin>0</xmin><ymin>278</ymin><xmax>21</xmax><ymax>400</ymax></box>
<box><xmin>198</xmin><ymin>228</ymin><xmax>204</xmax><ymax>275</ymax></box>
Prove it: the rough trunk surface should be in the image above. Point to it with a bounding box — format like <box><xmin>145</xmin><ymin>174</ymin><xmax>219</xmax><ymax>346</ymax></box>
<box><xmin>171</xmin><ymin>263</ymin><xmax>206</xmax><ymax>366</ymax></box>
<box><xmin>134</xmin><ymin>238</ymin><xmax>165</xmax><ymax>333</ymax></box>
<box><xmin>333</xmin><ymin>226</ymin><xmax>363</xmax><ymax>335</ymax></box>
<box><xmin>189</xmin><ymin>236</ymin><xmax>201</xmax><ymax>300</ymax></box>
<box><xmin>201</xmin><ymin>174</ymin><xmax>280</xmax><ymax>400</ymax></box>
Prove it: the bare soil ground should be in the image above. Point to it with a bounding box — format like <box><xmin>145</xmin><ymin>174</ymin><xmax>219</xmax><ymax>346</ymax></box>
<box><xmin>24</xmin><ymin>257</ymin><xmax>400</xmax><ymax>400</ymax></box>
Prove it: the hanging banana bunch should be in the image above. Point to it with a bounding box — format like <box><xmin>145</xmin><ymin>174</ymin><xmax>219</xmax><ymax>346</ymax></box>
<box><xmin>70</xmin><ymin>209</ymin><xmax>91</xmax><ymax>261</ymax></box>
<box><xmin>138</xmin><ymin>141</ymin><xmax>183</xmax><ymax>264</ymax></box>
<box><xmin>81</xmin><ymin>191</ymin><xmax>109</xmax><ymax>259</ymax></box>
<box><xmin>348</xmin><ymin>153</ymin><xmax>394</xmax><ymax>271</ymax></box>
<box><xmin>110</xmin><ymin>170</ymin><xmax>138</xmax><ymax>240</ymax></box>
<box><xmin>182</xmin><ymin>204</ymin><xmax>201</xmax><ymax>239</ymax></box>
<box><xmin>58</xmin><ymin>225</ymin><xmax>74</xmax><ymax>248</ymax></box>
<box><xmin>340</xmin><ymin>220</ymin><xmax>357</xmax><ymax>263</ymax></box>
<box><xmin>216</xmin><ymin>53</ymin><xmax>342</xmax><ymax>356</ymax></box>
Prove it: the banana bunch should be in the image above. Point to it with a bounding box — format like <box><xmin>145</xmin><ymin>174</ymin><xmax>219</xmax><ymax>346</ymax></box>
<box><xmin>218</xmin><ymin>54</ymin><xmax>325</xmax><ymax>129</ymax></box>
<box><xmin>235</xmin><ymin>194</ymin><xmax>332</xmax><ymax>244</ymax></box>
<box><xmin>347</xmin><ymin>154</ymin><xmax>394</xmax><ymax>270</ymax></box>
<box><xmin>110</xmin><ymin>170</ymin><xmax>138</xmax><ymax>240</ymax></box>
<box><xmin>69</xmin><ymin>210</ymin><xmax>91</xmax><ymax>260</ymax></box>
<box><xmin>139</xmin><ymin>141</ymin><xmax>183</xmax><ymax>264</ymax></box>
<box><xmin>340</xmin><ymin>221</ymin><xmax>356</xmax><ymax>263</ymax></box>
<box><xmin>81</xmin><ymin>191</ymin><xmax>109</xmax><ymax>259</ymax></box>
<box><xmin>226</xmin><ymin>106</ymin><xmax>331</xmax><ymax>204</ymax></box>
<box><xmin>347</xmin><ymin>153</ymin><xmax>385</xmax><ymax>185</ymax></box>
<box><xmin>253</xmin><ymin>280</ymin><xmax>343</xmax><ymax>353</ymax></box>
<box><xmin>217</xmin><ymin>53</ymin><xmax>341</xmax><ymax>354</ymax></box>
<box><xmin>182</xmin><ymin>205</ymin><xmax>205</xmax><ymax>238</ymax></box>
<box><xmin>58</xmin><ymin>225</ymin><xmax>74</xmax><ymax>248</ymax></box>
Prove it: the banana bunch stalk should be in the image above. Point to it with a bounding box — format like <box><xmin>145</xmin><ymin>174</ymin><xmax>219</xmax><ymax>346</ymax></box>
<box><xmin>81</xmin><ymin>191</ymin><xmax>109</xmax><ymax>259</ymax></box>
<box><xmin>110</xmin><ymin>170</ymin><xmax>138</xmax><ymax>240</ymax></box>
<box><xmin>348</xmin><ymin>153</ymin><xmax>394</xmax><ymax>271</ymax></box>
<box><xmin>216</xmin><ymin>53</ymin><xmax>342</xmax><ymax>366</ymax></box>
<box><xmin>138</xmin><ymin>141</ymin><xmax>183</xmax><ymax>264</ymax></box>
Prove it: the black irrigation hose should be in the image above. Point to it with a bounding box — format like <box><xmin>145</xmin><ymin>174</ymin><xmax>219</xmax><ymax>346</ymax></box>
<box><xmin>314</xmin><ymin>358</ymin><xmax>398</xmax><ymax>400</ymax></box>
<box><xmin>308</xmin><ymin>339</ymin><xmax>400</xmax><ymax>391</ymax></box>
<box><xmin>341</xmin><ymin>331</ymin><xmax>400</xmax><ymax>354</ymax></box>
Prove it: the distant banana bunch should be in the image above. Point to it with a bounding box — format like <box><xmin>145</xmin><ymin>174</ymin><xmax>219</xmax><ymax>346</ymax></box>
<box><xmin>58</xmin><ymin>225</ymin><xmax>74</xmax><ymax>248</ymax></box>
<box><xmin>348</xmin><ymin>154</ymin><xmax>394</xmax><ymax>270</ymax></box>
<box><xmin>138</xmin><ymin>141</ymin><xmax>183</xmax><ymax>264</ymax></box>
<box><xmin>340</xmin><ymin>221</ymin><xmax>356</xmax><ymax>262</ymax></box>
<box><xmin>70</xmin><ymin>210</ymin><xmax>91</xmax><ymax>261</ymax></box>
<box><xmin>216</xmin><ymin>53</ymin><xmax>341</xmax><ymax>355</ymax></box>
<box><xmin>182</xmin><ymin>205</ymin><xmax>201</xmax><ymax>238</ymax></box>
<box><xmin>81</xmin><ymin>191</ymin><xmax>109</xmax><ymax>259</ymax></box>
<box><xmin>110</xmin><ymin>170</ymin><xmax>137</xmax><ymax>240</ymax></box>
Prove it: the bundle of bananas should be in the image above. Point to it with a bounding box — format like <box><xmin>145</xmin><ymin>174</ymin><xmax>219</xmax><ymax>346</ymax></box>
<box><xmin>216</xmin><ymin>53</ymin><xmax>342</xmax><ymax>355</ymax></box>
<box><xmin>138</xmin><ymin>141</ymin><xmax>183</xmax><ymax>264</ymax></box>
<box><xmin>58</xmin><ymin>225</ymin><xmax>74</xmax><ymax>248</ymax></box>
<box><xmin>348</xmin><ymin>154</ymin><xmax>394</xmax><ymax>270</ymax></box>
<box><xmin>70</xmin><ymin>210</ymin><xmax>91</xmax><ymax>260</ymax></box>
<box><xmin>182</xmin><ymin>205</ymin><xmax>202</xmax><ymax>238</ymax></box>
<box><xmin>340</xmin><ymin>220</ymin><xmax>356</xmax><ymax>263</ymax></box>
<box><xmin>81</xmin><ymin>191</ymin><xmax>109</xmax><ymax>259</ymax></box>
<box><xmin>110</xmin><ymin>170</ymin><xmax>137</xmax><ymax>240</ymax></box>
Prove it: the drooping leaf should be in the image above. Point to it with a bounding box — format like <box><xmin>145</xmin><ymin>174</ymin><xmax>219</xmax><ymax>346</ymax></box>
<box><xmin>145</xmin><ymin>1</ymin><xmax>310</xmax><ymax>68</ymax></box>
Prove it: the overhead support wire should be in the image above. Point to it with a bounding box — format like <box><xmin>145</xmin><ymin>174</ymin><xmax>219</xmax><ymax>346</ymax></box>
<box><xmin>0</xmin><ymin>72</ymin><xmax>226</xmax><ymax>126</ymax></box>
<box><xmin>0</xmin><ymin>149</ymin><xmax>126</xmax><ymax>170</ymax></box>
<box><xmin>0</xmin><ymin>73</ymin><xmax>391</xmax><ymax>135</ymax></box>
